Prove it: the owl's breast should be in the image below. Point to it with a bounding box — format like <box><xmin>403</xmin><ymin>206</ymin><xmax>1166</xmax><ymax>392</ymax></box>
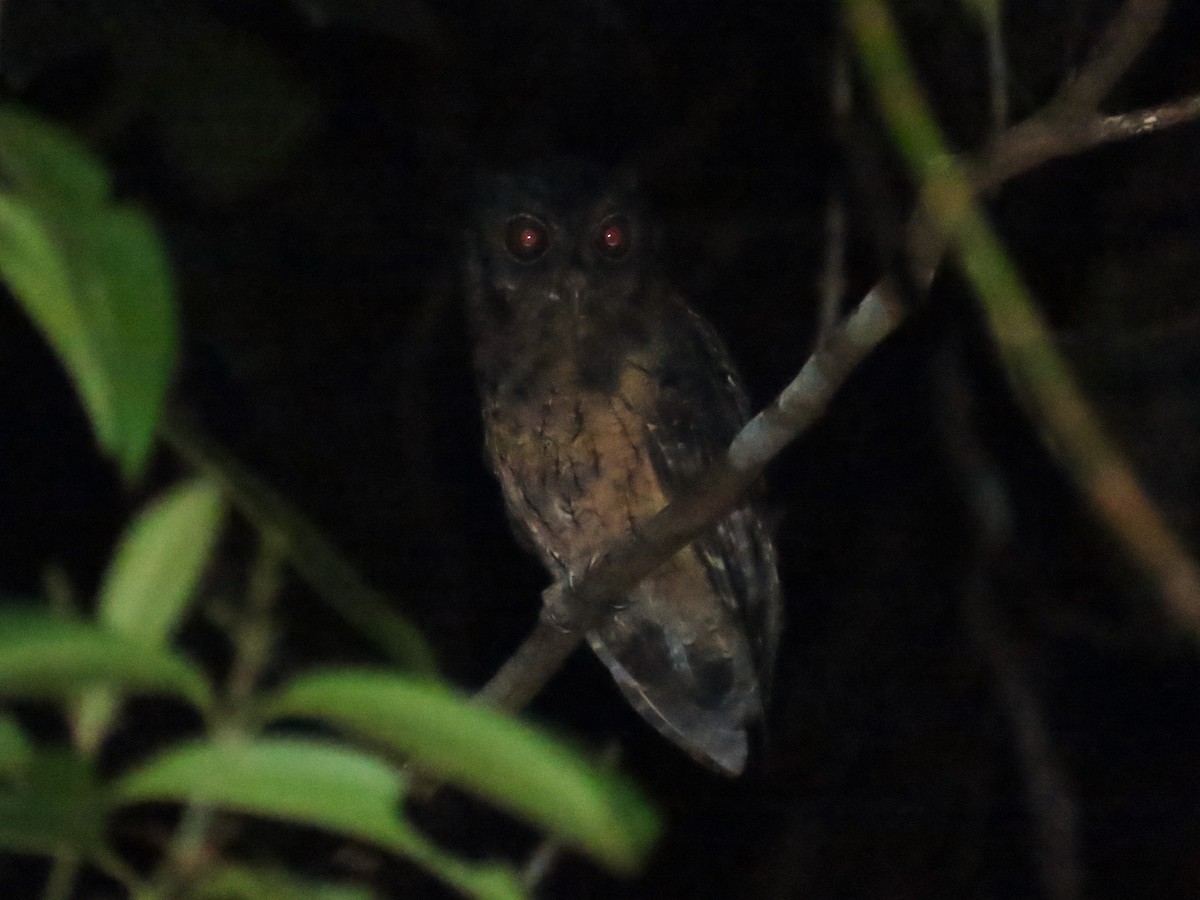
<box><xmin>484</xmin><ymin>354</ymin><xmax>667</xmax><ymax>573</ymax></box>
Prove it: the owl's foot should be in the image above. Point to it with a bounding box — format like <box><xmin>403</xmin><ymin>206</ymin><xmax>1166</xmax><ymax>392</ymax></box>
<box><xmin>540</xmin><ymin>581</ymin><xmax>581</xmax><ymax>632</ymax></box>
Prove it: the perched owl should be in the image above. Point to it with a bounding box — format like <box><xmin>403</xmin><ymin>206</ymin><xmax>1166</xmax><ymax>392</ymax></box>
<box><xmin>464</xmin><ymin>160</ymin><xmax>782</xmax><ymax>775</ymax></box>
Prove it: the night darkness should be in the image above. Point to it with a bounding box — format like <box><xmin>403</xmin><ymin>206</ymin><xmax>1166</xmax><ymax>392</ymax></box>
<box><xmin>2</xmin><ymin>0</ymin><xmax>1200</xmax><ymax>897</ymax></box>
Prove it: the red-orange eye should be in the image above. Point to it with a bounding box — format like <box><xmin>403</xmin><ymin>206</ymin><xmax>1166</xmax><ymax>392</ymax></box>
<box><xmin>595</xmin><ymin>215</ymin><xmax>631</xmax><ymax>258</ymax></box>
<box><xmin>505</xmin><ymin>215</ymin><xmax>549</xmax><ymax>261</ymax></box>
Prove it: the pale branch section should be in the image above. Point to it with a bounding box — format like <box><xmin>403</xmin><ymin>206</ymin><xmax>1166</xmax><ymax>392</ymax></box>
<box><xmin>479</xmin><ymin>0</ymin><xmax>1200</xmax><ymax>712</ymax></box>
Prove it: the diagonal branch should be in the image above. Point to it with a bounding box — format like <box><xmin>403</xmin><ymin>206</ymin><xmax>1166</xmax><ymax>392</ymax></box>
<box><xmin>478</xmin><ymin>0</ymin><xmax>1198</xmax><ymax>713</ymax></box>
<box><xmin>1051</xmin><ymin>0</ymin><xmax>1171</xmax><ymax>115</ymax></box>
<box><xmin>478</xmin><ymin>282</ymin><xmax>904</xmax><ymax>709</ymax></box>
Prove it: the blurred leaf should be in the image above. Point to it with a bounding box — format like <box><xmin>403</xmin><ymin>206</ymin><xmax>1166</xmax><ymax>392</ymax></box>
<box><xmin>64</xmin><ymin>205</ymin><xmax>177</xmax><ymax>478</ymax></box>
<box><xmin>113</xmin><ymin>738</ymin><xmax>526</xmax><ymax>900</ymax></box>
<box><xmin>98</xmin><ymin>478</ymin><xmax>225</xmax><ymax>643</ymax></box>
<box><xmin>161</xmin><ymin>412</ymin><xmax>440</xmax><ymax>675</ymax></box>
<box><xmin>268</xmin><ymin>670</ymin><xmax>660</xmax><ymax>875</ymax></box>
<box><xmin>0</xmin><ymin>748</ymin><xmax>104</xmax><ymax>857</ymax></box>
<box><xmin>0</xmin><ymin>714</ymin><xmax>32</xmax><ymax>778</ymax></box>
<box><xmin>0</xmin><ymin>193</ymin><xmax>110</xmax><ymax>431</ymax></box>
<box><xmin>0</xmin><ymin>107</ymin><xmax>177</xmax><ymax>478</ymax></box>
<box><xmin>0</xmin><ymin>608</ymin><xmax>211</xmax><ymax>709</ymax></box>
<box><xmin>193</xmin><ymin>863</ymin><xmax>375</xmax><ymax>900</ymax></box>
<box><xmin>0</xmin><ymin>106</ymin><xmax>111</xmax><ymax>205</ymax></box>
<box><xmin>76</xmin><ymin>478</ymin><xmax>225</xmax><ymax>749</ymax></box>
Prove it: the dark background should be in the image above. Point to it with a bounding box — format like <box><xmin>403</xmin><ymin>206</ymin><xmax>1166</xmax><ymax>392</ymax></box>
<box><xmin>2</xmin><ymin>0</ymin><xmax>1199</xmax><ymax>896</ymax></box>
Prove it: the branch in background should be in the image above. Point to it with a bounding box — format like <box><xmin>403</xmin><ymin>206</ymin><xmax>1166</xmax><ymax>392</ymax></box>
<box><xmin>847</xmin><ymin>0</ymin><xmax>1200</xmax><ymax>635</ymax></box>
<box><xmin>936</xmin><ymin>342</ymin><xmax>1082</xmax><ymax>900</ymax></box>
<box><xmin>817</xmin><ymin>34</ymin><xmax>853</xmax><ymax>343</ymax></box>
<box><xmin>481</xmin><ymin>0</ymin><xmax>1200</xmax><ymax>712</ymax></box>
<box><xmin>160</xmin><ymin>409</ymin><xmax>438</xmax><ymax>675</ymax></box>
<box><xmin>1051</xmin><ymin>0</ymin><xmax>1170</xmax><ymax>114</ymax></box>
<box><xmin>975</xmin><ymin>92</ymin><xmax>1200</xmax><ymax>190</ymax></box>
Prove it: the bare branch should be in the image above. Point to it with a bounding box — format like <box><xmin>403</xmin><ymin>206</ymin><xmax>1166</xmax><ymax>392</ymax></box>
<box><xmin>479</xmin><ymin>282</ymin><xmax>907</xmax><ymax>709</ymax></box>
<box><xmin>975</xmin><ymin>92</ymin><xmax>1200</xmax><ymax>192</ymax></box>
<box><xmin>1052</xmin><ymin>0</ymin><xmax>1171</xmax><ymax>115</ymax></box>
<box><xmin>937</xmin><ymin>344</ymin><xmax>1082</xmax><ymax>900</ymax></box>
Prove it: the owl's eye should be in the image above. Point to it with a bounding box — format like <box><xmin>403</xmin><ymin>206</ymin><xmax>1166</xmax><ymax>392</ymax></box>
<box><xmin>595</xmin><ymin>215</ymin><xmax>631</xmax><ymax>258</ymax></box>
<box><xmin>505</xmin><ymin>215</ymin><xmax>549</xmax><ymax>262</ymax></box>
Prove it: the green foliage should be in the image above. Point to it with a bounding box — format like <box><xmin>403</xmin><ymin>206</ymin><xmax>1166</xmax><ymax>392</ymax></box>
<box><xmin>0</xmin><ymin>104</ymin><xmax>660</xmax><ymax>900</ymax></box>
<box><xmin>269</xmin><ymin>671</ymin><xmax>661</xmax><ymax>875</ymax></box>
<box><xmin>0</xmin><ymin>714</ymin><xmax>32</xmax><ymax>777</ymax></box>
<box><xmin>0</xmin><ymin>749</ymin><xmax>104</xmax><ymax>859</ymax></box>
<box><xmin>75</xmin><ymin>479</ymin><xmax>226</xmax><ymax>750</ymax></box>
<box><xmin>189</xmin><ymin>863</ymin><xmax>375</xmax><ymax>900</ymax></box>
<box><xmin>0</xmin><ymin>609</ymin><xmax>212</xmax><ymax>709</ymax></box>
<box><xmin>114</xmin><ymin>738</ymin><xmax>526</xmax><ymax>900</ymax></box>
<box><xmin>0</xmin><ymin>105</ymin><xmax>176</xmax><ymax>480</ymax></box>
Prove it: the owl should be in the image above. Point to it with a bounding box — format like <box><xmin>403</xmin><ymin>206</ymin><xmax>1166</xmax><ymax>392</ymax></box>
<box><xmin>463</xmin><ymin>159</ymin><xmax>782</xmax><ymax>775</ymax></box>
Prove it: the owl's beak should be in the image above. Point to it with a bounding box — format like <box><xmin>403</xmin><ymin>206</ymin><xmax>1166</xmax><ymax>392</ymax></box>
<box><xmin>558</xmin><ymin>269</ymin><xmax>588</xmax><ymax>313</ymax></box>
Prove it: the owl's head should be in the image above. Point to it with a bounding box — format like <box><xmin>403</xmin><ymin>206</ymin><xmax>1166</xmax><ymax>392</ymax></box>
<box><xmin>465</xmin><ymin>159</ymin><xmax>668</xmax><ymax>395</ymax></box>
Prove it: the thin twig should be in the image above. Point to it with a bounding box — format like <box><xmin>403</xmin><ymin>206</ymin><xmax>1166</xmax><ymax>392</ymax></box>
<box><xmin>1051</xmin><ymin>0</ymin><xmax>1171</xmax><ymax>115</ymax></box>
<box><xmin>980</xmin><ymin>1</ymin><xmax>1009</xmax><ymax>132</ymax></box>
<box><xmin>160</xmin><ymin>408</ymin><xmax>437</xmax><ymax>674</ymax></box>
<box><xmin>818</xmin><ymin>36</ymin><xmax>853</xmax><ymax>343</ymax></box>
<box><xmin>967</xmin><ymin>583</ymin><xmax>1083</xmax><ymax>900</ymax></box>
<box><xmin>973</xmin><ymin>92</ymin><xmax>1200</xmax><ymax>192</ymax></box>
<box><xmin>936</xmin><ymin>342</ymin><xmax>1081</xmax><ymax>900</ymax></box>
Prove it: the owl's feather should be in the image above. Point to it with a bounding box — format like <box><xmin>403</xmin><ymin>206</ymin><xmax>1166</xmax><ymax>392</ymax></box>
<box><xmin>465</xmin><ymin>160</ymin><xmax>782</xmax><ymax>774</ymax></box>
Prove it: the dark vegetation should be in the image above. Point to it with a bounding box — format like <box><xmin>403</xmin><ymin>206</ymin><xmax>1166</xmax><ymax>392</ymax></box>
<box><xmin>1</xmin><ymin>0</ymin><xmax>1198</xmax><ymax>897</ymax></box>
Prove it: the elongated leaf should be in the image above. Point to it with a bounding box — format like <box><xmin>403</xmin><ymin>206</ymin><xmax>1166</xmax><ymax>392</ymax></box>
<box><xmin>76</xmin><ymin>478</ymin><xmax>225</xmax><ymax>749</ymax></box>
<box><xmin>0</xmin><ymin>609</ymin><xmax>210</xmax><ymax>709</ymax></box>
<box><xmin>0</xmin><ymin>714</ymin><xmax>31</xmax><ymax>778</ymax></box>
<box><xmin>63</xmin><ymin>205</ymin><xmax>177</xmax><ymax>477</ymax></box>
<box><xmin>0</xmin><ymin>106</ymin><xmax>111</xmax><ymax>205</ymax></box>
<box><xmin>268</xmin><ymin>671</ymin><xmax>660</xmax><ymax>875</ymax></box>
<box><xmin>113</xmin><ymin>738</ymin><xmax>524</xmax><ymax>900</ymax></box>
<box><xmin>98</xmin><ymin>478</ymin><xmax>225</xmax><ymax>643</ymax></box>
<box><xmin>192</xmin><ymin>863</ymin><xmax>374</xmax><ymax>900</ymax></box>
<box><xmin>0</xmin><ymin>108</ymin><xmax>177</xmax><ymax>478</ymax></box>
<box><xmin>0</xmin><ymin>749</ymin><xmax>104</xmax><ymax>857</ymax></box>
<box><xmin>0</xmin><ymin>194</ymin><xmax>112</xmax><ymax>437</ymax></box>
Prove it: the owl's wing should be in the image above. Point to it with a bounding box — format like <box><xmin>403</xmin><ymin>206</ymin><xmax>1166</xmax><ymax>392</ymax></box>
<box><xmin>649</xmin><ymin>304</ymin><xmax>783</xmax><ymax>684</ymax></box>
<box><xmin>589</xmin><ymin>301</ymin><xmax>783</xmax><ymax>775</ymax></box>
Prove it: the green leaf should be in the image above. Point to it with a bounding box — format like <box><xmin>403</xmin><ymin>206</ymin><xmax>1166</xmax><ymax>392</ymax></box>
<box><xmin>268</xmin><ymin>671</ymin><xmax>660</xmax><ymax>875</ymax></box>
<box><xmin>0</xmin><ymin>714</ymin><xmax>32</xmax><ymax>778</ymax></box>
<box><xmin>0</xmin><ymin>107</ymin><xmax>177</xmax><ymax>479</ymax></box>
<box><xmin>0</xmin><ymin>748</ymin><xmax>104</xmax><ymax>857</ymax></box>
<box><xmin>0</xmin><ymin>194</ymin><xmax>111</xmax><ymax>436</ymax></box>
<box><xmin>113</xmin><ymin>738</ymin><xmax>525</xmax><ymax>900</ymax></box>
<box><xmin>192</xmin><ymin>863</ymin><xmax>375</xmax><ymax>900</ymax></box>
<box><xmin>98</xmin><ymin>478</ymin><xmax>225</xmax><ymax>643</ymax></box>
<box><xmin>0</xmin><ymin>609</ymin><xmax>211</xmax><ymax>709</ymax></box>
<box><xmin>62</xmin><ymin>205</ymin><xmax>177</xmax><ymax>478</ymax></box>
<box><xmin>0</xmin><ymin>106</ymin><xmax>111</xmax><ymax>205</ymax></box>
<box><xmin>76</xmin><ymin>478</ymin><xmax>225</xmax><ymax>749</ymax></box>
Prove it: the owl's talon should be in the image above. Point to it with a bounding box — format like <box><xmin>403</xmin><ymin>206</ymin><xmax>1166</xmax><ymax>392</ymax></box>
<box><xmin>540</xmin><ymin>583</ymin><xmax>579</xmax><ymax>632</ymax></box>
